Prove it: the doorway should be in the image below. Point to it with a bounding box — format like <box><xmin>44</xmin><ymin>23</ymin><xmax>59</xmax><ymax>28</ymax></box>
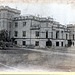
<box><xmin>46</xmin><ymin>39</ymin><xmax>52</xmax><ymax>46</ymax></box>
<box><xmin>61</xmin><ymin>42</ymin><xmax>63</xmax><ymax>47</ymax></box>
<box><xmin>56</xmin><ymin>42</ymin><xmax>59</xmax><ymax>46</ymax></box>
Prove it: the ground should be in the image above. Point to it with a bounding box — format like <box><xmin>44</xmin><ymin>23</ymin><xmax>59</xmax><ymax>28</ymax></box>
<box><xmin>0</xmin><ymin>47</ymin><xmax>75</xmax><ymax>72</ymax></box>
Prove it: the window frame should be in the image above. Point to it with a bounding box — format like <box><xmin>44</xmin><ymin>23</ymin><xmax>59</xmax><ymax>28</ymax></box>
<box><xmin>14</xmin><ymin>31</ymin><xmax>18</xmax><ymax>37</ymax></box>
<box><xmin>56</xmin><ymin>31</ymin><xmax>59</xmax><ymax>39</ymax></box>
<box><xmin>23</xmin><ymin>22</ymin><xmax>26</xmax><ymax>27</ymax></box>
<box><xmin>35</xmin><ymin>41</ymin><xmax>39</xmax><ymax>46</ymax></box>
<box><xmin>23</xmin><ymin>31</ymin><xmax>26</xmax><ymax>37</ymax></box>
<box><xmin>22</xmin><ymin>41</ymin><xmax>26</xmax><ymax>45</ymax></box>
<box><xmin>73</xmin><ymin>34</ymin><xmax>74</xmax><ymax>40</ymax></box>
<box><xmin>35</xmin><ymin>31</ymin><xmax>39</xmax><ymax>37</ymax></box>
<box><xmin>15</xmin><ymin>22</ymin><xmax>18</xmax><ymax>28</ymax></box>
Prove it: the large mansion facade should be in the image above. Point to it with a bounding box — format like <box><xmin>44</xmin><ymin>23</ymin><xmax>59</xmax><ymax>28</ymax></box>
<box><xmin>0</xmin><ymin>6</ymin><xmax>74</xmax><ymax>48</ymax></box>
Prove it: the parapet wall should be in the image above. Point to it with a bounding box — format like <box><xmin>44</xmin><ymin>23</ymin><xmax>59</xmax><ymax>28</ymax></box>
<box><xmin>0</xmin><ymin>6</ymin><xmax>21</xmax><ymax>14</ymax></box>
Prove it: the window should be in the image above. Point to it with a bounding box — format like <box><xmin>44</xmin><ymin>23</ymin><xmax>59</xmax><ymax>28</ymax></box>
<box><xmin>35</xmin><ymin>41</ymin><xmax>39</xmax><ymax>46</ymax></box>
<box><xmin>23</xmin><ymin>31</ymin><xmax>26</xmax><ymax>37</ymax></box>
<box><xmin>15</xmin><ymin>41</ymin><xmax>17</xmax><ymax>44</ymax></box>
<box><xmin>56</xmin><ymin>42</ymin><xmax>59</xmax><ymax>46</ymax></box>
<box><xmin>61</xmin><ymin>31</ymin><xmax>63</xmax><ymax>39</ymax></box>
<box><xmin>23</xmin><ymin>22</ymin><xmax>26</xmax><ymax>27</ymax></box>
<box><xmin>61</xmin><ymin>42</ymin><xmax>63</xmax><ymax>46</ymax></box>
<box><xmin>51</xmin><ymin>32</ymin><xmax>53</xmax><ymax>38</ymax></box>
<box><xmin>9</xmin><ymin>22</ymin><xmax>11</xmax><ymax>28</ymax></box>
<box><xmin>15</xmin><ymin>22</ymin><xmax>18</xmax><ymax>27</ymax></box>
<box><xmin>66</xmin><ymin>34</ymin><xmax>68</xmax><ymax>40</ymax></box>
<box><xmin>46</xmin><ymin>31</ymin><xmax>48</xmax><ymax>38</ymax></box>
<box><xmin>14</xmin><ymin>31</ymin><xmax>18</xmax><ymax>37</ymax></box>
<box><xmin>36</xmin><ymin>31</ymin><xmax>39</xmax><ymax>37</ymax></box>
<box><xmin>22</xmin><ymin>41</ymin><xmax>26</xmax><ymax>45</ymax></box>
<box><xmin>73</xmin><ymin>34</ymin><xmax>74</xmax><ymax>40</ymax></box>
<box><xmin>56</xmin><ymin>31</ymin><xmax>59</xmax><ymax>39</ymax></box>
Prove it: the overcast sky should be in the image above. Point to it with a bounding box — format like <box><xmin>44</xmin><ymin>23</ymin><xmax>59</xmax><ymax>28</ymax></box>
<box><xmin>0</xmin><ymin>2</ymin><xmax>75</xmax><ymax>25</ymax></box>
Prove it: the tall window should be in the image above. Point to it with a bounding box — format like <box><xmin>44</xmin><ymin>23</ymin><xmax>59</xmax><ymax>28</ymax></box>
<box><xmin>56</xmin><ymin>31</ymin><xmax>59</xmax><ymax>39</ymax></box>
<box><xmin>46</xmin><ymin>31</ymin><xmax>48</xmax><ymax>38</ymax></box>
<box><xmin>23</xmin><ymin>22</ymin><xmax>26</xmax><ymax>27</ymax></box>
<box><xmin>61</xmin><ymin>31</ymin><xmax>63</xmax><ymax>39</ymax></box>
<box><xmin>35</xmin><ymin>41</ymin><xmax>39</xmax><ymax>46</ymax></box>
<box><xmin>14</xmin><ymin>31</ymin><xmax>18</xmax><ymax>37</ymax></box>
<box><xmin>56</xmin><ymin>42</ymin><xmax>59</xmax><ymax>46</ymax></box>
<box><xmin>61</xmin><ymin>42</ymin><xmax>63</xmax><ymax>46</ymax></box>
<box><xmin>36</xmin><ymin>31</ymin><xmax>39</xmax><ymax>37</ymax></box>
<box><xmin>73</xmin><ymin>34</ymin><xmax>74</xmax><ymax>40</ymax></box>
<box><xmin>15</xmin><ymin>22</ymin><xmax>18</xmax><ymax>28</ymax></box>
<box><xmin>22</xmin><ymin>41</ymin><xmax>26</xmax><ymax>45</ymax></box>
<box><xmin>23</xmin><ymin>31</ymin><xmax>26</xmax><ymax>37</ymax></box>
<box><xmin>66</xmin><ymin>34</ymin><xmax>68</xmax><ymax>40</ymax></box>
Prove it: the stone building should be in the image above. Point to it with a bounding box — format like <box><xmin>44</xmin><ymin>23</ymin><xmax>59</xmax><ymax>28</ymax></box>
<box><xmin>12</xmin><ymin>15</ymin><xmax>70</xmax><ymax>48</ymax></box>
<box><xmin>0</xmin><ymin>6</ymin><xmax>71</xmax><ymax>48</ymax></box>
<box><xmin>67</xmin><ymin>24</ymin><xmax>75</xmax><ymax>46</ymax></box>
<box><xmin>0</xmin><ymin>6</ymin><xmax>20</xmax><ymax>36</ymax></box>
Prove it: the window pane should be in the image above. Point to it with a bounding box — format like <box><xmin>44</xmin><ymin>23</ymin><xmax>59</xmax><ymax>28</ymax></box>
<box><xmin>14</xmin><ymin>31</ymin><xmax>18</xmax><ymax>37</ymax></box>
<box><xmin>66</xmin><ymin>34</ymin><xmax>68</xmax><ymax>40</ymax></box>
<box><xmin>22</xmin><ymin>41</ymin><xmax>26</xmax><ymax>45</ymax></box>
<box><xmin>46</xmin><ymin>31</ymin><xmax>48</xmax><ymax>38</ymax></box>
<box><xmin>35</xmin><ymin>41</ymin><xmax>39</xmax><ymax>46</ymax></box>
<box><xmin>56</xmin><ymin>31</ymin><xmax>59</xmax><ymax>39</ymax></box>
<box><xmin>23</xmin><ymin>31</ymin><xmax>26</xmax><ymax>37</ymax></box>
<box><xmin>15</xmin><ymin>22</ymin><xmax>18</xmax><ymax>27</ymax></box>
<box><xmin>73</xmin><ymin>34</ymin><xmax>74</xmax><ymax>40</ymax></box>
<box><xmin>23</xmin><ymin>22</ymin><xmax>26</xmax><ymax>27</ymax></box>
<box><xmin>36</xmin><ymin>31</ymin><xmax>39</xmax><ymax>37</ymax></box>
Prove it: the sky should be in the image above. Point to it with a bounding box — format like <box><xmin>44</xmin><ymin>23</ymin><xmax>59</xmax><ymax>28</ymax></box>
<box><xmin>0</xmin><ymin>1</ymin><xmax>75</xmax><ymax>25</ymax></box>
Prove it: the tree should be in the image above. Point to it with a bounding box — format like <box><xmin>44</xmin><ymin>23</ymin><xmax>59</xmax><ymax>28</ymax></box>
<box><xmin>0</xmin><ymin>30</ymin><xmax>10</xmax><ymax>42</ymax></box>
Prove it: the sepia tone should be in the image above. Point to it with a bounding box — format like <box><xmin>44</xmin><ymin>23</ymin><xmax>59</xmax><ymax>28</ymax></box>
<box><xmin>0</xmin><ymin>0</ymin><xmax>75</xmax><ymax>72</ymax></box>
